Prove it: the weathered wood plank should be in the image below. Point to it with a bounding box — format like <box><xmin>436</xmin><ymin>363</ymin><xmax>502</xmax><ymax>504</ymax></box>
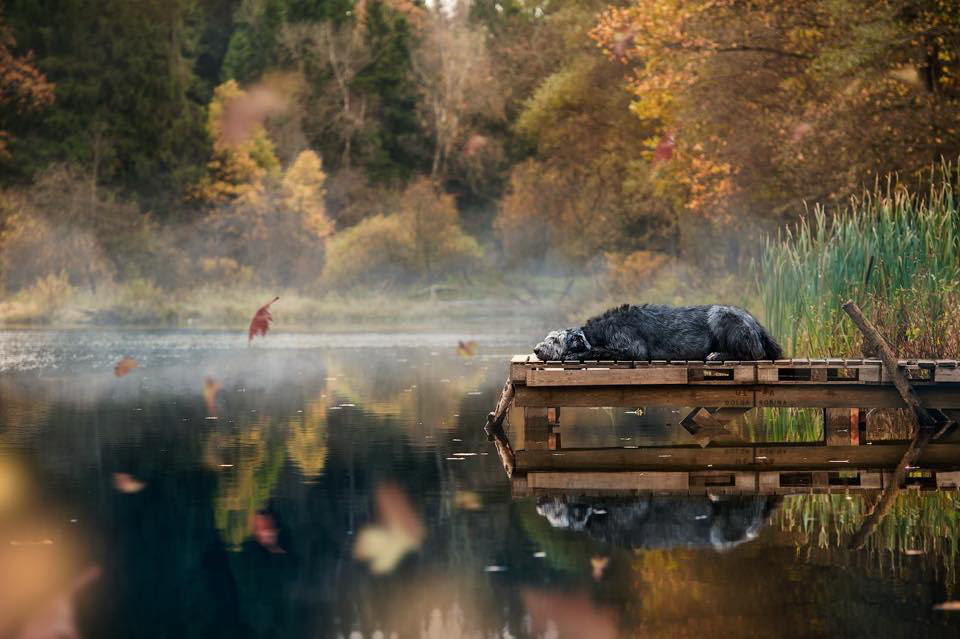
<box><xmin>515</xmin><ymin>385</ymin><xmax>755</xmax><ymax>408</ymax></box>
<box><xmin>515</xmin><ymin>384</ymin><xmax>960</xmax><ymax>409</ymax></box>
<box><xmin>526</xmin><ymin>367</ymin><xmax>688</xmax><ymax>386</ymax></box>
<box><xmin>515</xmin><ymin>443</ymin><xmax>960</xmax><ymax>472</ymax></box>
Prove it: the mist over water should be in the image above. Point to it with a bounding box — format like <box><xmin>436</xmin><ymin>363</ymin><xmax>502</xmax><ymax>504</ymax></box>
<box><xmin>1</xmin><ymin>329</ymin><xmax>959</xmax><ymax>638</ymax></box>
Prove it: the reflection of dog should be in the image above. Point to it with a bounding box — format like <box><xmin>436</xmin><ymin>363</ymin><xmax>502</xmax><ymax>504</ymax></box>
<box><xmin>536</xmin><ymin>495</ymin><xmax>781</xmax><ymax>551</ymax></box>
<box><xmin>533</xmin><ymin>303</ymin><xmax>783</xmax><ymax>361</ymax></box>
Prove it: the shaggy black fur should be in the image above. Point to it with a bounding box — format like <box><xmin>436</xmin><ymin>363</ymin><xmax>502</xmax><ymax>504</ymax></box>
<box><xmin>533</xmin><ymin>303</ymin><xmax>783</xmax><ymax>361</ymax></box>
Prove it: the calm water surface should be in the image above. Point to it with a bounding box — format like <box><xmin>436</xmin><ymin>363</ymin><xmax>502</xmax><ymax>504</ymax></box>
<box><xmin>1</xmin><ymin>329</ymin><xmax>959</xmax><ymax>638</ymax></box>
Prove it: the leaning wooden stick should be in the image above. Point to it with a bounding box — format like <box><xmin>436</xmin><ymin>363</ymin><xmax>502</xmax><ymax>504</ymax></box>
<box><xmin>484</xmin><ymin>379</ymin><xmax>516</xmax><ymax>477</ymax></box>
<box><xmin>842</xmin><ymin>300</ymin><xmax>944</xmax><ymax>549</ymax></box>
<box><xmin>841</xmin><ymin>300</ymin><xmax>940</xmax><ymax>430</ymax></box>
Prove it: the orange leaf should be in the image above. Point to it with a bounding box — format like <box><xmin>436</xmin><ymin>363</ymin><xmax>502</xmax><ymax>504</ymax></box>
<box><xmin>114</xmin><ymin>357</ymin><xmax>139</xmax><ymax>377</ymax></box>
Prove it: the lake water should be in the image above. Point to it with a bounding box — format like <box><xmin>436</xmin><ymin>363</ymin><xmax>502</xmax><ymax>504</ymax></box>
<box><xmin>1</xmin><ymin>329</ymin><xmax>959</xmax><ymax>638</ymax></box>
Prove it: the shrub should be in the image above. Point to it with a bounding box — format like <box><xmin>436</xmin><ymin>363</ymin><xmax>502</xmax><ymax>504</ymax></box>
<box><xmin>322</xmin><ymin>214</ymin><xmax>410</xmax><ymax>289</ymax></box>
<box><xmin>604</xmin><ymin>250</ymin><xmax>670</xmax><ymax>296</ymax></box>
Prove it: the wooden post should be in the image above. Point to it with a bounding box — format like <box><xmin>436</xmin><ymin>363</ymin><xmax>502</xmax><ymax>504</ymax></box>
<box><xmin>824</xmin><ymin>408</ymin><xmax>859</xmax><ymax>446</ymax></box>
<box><xmin>547</xmin><ymin>407</ymin><xmax>561</xmax><ymax>450</ymax></box>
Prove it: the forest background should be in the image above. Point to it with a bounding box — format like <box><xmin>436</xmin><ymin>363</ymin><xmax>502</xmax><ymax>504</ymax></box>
<box><xmin>2</xmin><ymin>0</ymin><xmax>960</xmax><ymax>328</ymax></box>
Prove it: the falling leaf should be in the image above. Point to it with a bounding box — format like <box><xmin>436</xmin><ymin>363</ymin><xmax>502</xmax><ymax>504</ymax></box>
<box><xmin>353</xmin><ymin>483</ymin><xmax>425</xmax><ymax>574</ymax></box>
<box><xmin>456</xmin><ymin>340</ymin><xmax>477</xmax><ymax>358</ymax></box>
<box><xmin>252</xmin><ymin>511</ymin><xmax>285</xmax><ymax>554</ymax></box>
<box><xmin>114</xmin><ymin>357</ymin><xmax>139</xmax><ymax>377</ymax></box>
<box><xmin>248</xmin><ymin>296</ymin><xmax>279</xmax><ymax>342</ymax></box>
<box><xmin>934</xmin><ymin>601</ymin><xmax>960</xmax><ymax>611</ymax></box>
<box><xmin>112</xmin><ymin>473</ymin><xmax>146</xmax><ymax>494</ymax></box>
<box><xmin>453</xmin><ymin>490</ymin><xmax>483</xmax><ymax>511</ymax></box>
<box><xmin>591</xmin><ymin>555</ymin><xmax>609</xmax><ymax>580</ymax></box>
<box><xmin>522</xmin><ymin>589</ymin><xmax>618</xmax><ymax>639</ymax></box>
<box><xmin>203</xmin><ymin>377</ymin><xmax>222</xmax><ymax>416</ymax></box>
<box><xmin>14</xmin><ymin>565</ymin><xmax>100</xmax><ymax>639</ymax></box>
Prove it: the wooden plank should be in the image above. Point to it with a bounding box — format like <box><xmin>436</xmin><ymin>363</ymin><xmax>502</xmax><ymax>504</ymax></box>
<box><xmin>936</xmin><ymin>367</ymin><xmax>960</xmax><ymax>383</ymax></box>
<box><xmin>755</xmin><ymin>384</ymin><xmax>960</xmax><ymax>409</ymax></box>
<box><xmin>515</xmin><ymin>385</ymin><xmax>755</xmax><ymax>408</ymax></box>
<box><xmin>527</xmin><ymin>471</ymin><xmax>688</xmax><ymax>491</ymax></box>
<box><xmin>515</xmin><ymin>443</ymin><xmax>960</xmax><ymax>472</ymax></box>
<box><xmin>510</xmin><ymin>362</ymin><xmax>529</xmax><ymax>383</ymax></box>
<box><xmin>936</xmin><ymin>471</ymin><xmax>960</xmax><ymax>488</ymax></box>
<box><xmin>515</xmin><ymin>383</ymin><xmax>960</xmax><ymax>409</ymax></box>
<box><xmin>526</xmin><ymin>367</ymin><xmax>687</xmax><ymax>386</ymax></box>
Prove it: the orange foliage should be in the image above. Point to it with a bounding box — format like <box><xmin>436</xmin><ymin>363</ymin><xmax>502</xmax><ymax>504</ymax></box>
<box><xmin>0</xmin><ymin>14</ymin><xmax>54</xmax><ymax>157</ymax></box>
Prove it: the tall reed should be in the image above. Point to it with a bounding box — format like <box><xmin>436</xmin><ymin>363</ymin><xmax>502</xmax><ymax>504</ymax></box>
<box><xmin>758</xmin><ymin>163</ymin><xmax>960</xmax><ymax>358</ymax></box>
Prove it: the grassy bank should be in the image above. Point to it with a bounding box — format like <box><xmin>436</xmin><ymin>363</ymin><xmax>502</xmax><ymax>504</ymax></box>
<box><xmin>0</xmin><ymin>274</ymin><xmax>580</xmax><ymax>331</ymax></box>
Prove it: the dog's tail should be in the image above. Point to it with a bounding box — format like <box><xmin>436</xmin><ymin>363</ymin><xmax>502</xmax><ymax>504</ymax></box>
<box><xmin>758</xmin><ymin>325</ymin><xmax>784</xmax><ymax>360</ymax></box>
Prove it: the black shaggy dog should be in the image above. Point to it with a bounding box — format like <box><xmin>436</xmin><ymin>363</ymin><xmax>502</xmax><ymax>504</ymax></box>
<box><xmin>533</xmin><ymin>303</ymin><xmax>783</xmax><ymax>361</ymax></box>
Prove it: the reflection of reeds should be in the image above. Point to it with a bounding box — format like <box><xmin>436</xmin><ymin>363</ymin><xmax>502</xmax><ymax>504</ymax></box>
<box><xmin>777</xmin><ymin>492</ymin><xmax>960</xmax><ymax>589</ymax></box>
<box><xmin>758</xmin><ymin>163</ymin><xmax>960</xmax><ymax>358</ymax></box>
<box><xmin>741</xmin><ymin>407</ymin><xmax>822</xmax><ymax>442</ymax></box>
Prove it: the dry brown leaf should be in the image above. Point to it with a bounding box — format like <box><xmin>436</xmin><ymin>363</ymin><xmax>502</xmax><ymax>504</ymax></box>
<box><xmin>112</xmin><ymin>472</ymin><xmax>146</xmax><ymax>494</ymax></box>
<box><xmin>456</xmin><ymin>340</ymin><xmax>477</xmax><ymax>359</ymax></box>
<box><xmin>591</xmin><ymin>555</ymin><xmax>609</xmax><ymax>580</ymax></box>
<box><xmin>114</xmin><ymin>357</ymin><xmax>139</xmax><ymax>378</ymax></box>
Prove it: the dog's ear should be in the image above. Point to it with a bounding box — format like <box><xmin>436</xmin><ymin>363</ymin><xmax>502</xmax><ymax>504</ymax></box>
<box><xmin>569</xmin><ymin>329</ymin><xmax>589</xmax><ymax>352</ymax></box>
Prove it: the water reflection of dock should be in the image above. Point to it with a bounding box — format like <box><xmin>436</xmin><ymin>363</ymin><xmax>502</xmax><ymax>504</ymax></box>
<box><xmin>492</xmin><ymin>356</ymin><xmax>960</xmax><ymax>486</ymax></box>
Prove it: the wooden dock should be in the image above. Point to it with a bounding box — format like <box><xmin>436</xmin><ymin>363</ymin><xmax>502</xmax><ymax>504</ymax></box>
<box><xmin>495</xmin><ymin>355</ymin><xmax>960</xmax><ymax>479</ymax></box>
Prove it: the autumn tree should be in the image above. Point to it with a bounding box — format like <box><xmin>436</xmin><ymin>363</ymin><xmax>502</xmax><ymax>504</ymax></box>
<box><xmin>591</xmin><ymin>0</ymin><xmax>960</xmax><ymax>232</ymax></box>
<box><xmin>413</xmin><ymin>10</ymin><xmax>503</xmax><ymax>180</ymax></box>
<box><xmin>0</xmin><ymin>5</ymin><xmax>53</xmax><ymax>158</ymax></box>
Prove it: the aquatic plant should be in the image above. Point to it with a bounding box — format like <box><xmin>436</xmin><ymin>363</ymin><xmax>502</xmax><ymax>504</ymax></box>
<box><xmin>758</xmin><ymin>162</ymin><xmax>960</xmax><ymax>358</ymax></box>
<box><xmin>777</xmin><ymin>491</ymin><xmax>960</xmax><ymax>590</ymax></box>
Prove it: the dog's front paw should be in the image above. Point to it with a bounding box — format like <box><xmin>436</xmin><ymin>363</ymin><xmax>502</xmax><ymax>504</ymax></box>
<box><xmin>706</xmin><ymin>352</ymin><xmax>721</xmax><ymax>361</ymax></box>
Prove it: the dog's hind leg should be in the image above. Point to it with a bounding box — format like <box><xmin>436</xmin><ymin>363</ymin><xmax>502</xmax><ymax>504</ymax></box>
<box><xmin>707</xmin><ymin>306</ymin><xmax>766</xmax><ymax>360</ymax></box>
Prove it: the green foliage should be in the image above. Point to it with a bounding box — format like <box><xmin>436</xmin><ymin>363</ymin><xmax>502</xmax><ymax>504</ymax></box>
<box><xmin>1</xmin><ymin>0</ymin><xmax>209</xmax><ymax>213</ymax></box>
<box><xmin>222</xmin><ymin>0</ymin><xmax>288</xmax><ymax>83</ymax></box>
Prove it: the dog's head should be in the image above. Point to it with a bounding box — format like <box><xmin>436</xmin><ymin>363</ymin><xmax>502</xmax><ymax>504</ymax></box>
<box><xmin>534</xmin><ymin>328</ymin><xmax>589</xmax><ymax>361</ymax></box>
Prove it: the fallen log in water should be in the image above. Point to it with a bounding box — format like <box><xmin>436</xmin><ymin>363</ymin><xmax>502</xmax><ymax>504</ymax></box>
<box><xmin>484</xmin><ymin>378</ymin><xmax>516</xmax><ymax>477</ymax></box>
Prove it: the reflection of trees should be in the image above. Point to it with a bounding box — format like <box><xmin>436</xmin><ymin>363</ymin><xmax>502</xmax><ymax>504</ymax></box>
<box><xmin>210</xmin><ymin>419</ymin><xmax>286</xmax><ymax>550</ymax></box>
<box><xmin>286</xmin><ymin>398</ymin><xmax>328</xmax><ymax>478</ymax></box>
<box><xmin>320</xmin><ymin>353</ymin><xmax>488</xmax><ymax>439</ymax></box>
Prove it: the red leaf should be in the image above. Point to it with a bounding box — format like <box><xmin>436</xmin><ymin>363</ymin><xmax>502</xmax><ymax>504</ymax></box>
<box><xmin>248</xmin><ymin>297</ymin><xmax>279</xmax><ymax>342</ymax></box>
<box><xmin>652</xmin><ymin>131</ymin><xmax>675</xmax><ymax>164</ymax></box>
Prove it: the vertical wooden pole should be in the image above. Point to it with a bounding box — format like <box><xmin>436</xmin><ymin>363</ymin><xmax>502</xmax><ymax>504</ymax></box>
<box><xmin>548</xmin><ymin>407</ymin><xmax>562</xmax><ymax>450</ymax></box>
